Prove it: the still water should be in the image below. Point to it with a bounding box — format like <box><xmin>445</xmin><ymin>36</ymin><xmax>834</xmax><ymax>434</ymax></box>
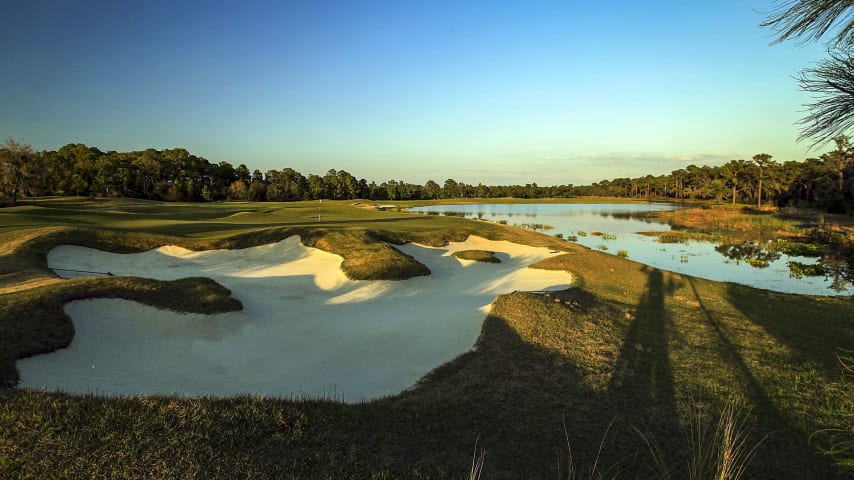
<box><xmin>409</xmin><ymin>203</ymin><xmax>848</xmax><ymax>296</ymax></box>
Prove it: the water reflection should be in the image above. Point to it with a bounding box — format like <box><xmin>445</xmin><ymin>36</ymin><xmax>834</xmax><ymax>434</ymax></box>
<box><xmin>715</xmin><ymin>243</ymin><xmax>781</xmax><ymax>268</ymax></box>
<box><xmin>715</xmin><ymin>238</ymin><xmax>854</xmax><ymax>292</ymax></box>
<box><xmin>409</xmin><ymin>203</ymin><xmax>846</xmax><ymax>296</ymax></box>
<box><xmin>602</xmin><ymin>211</ymin><xmax>661</xmax><ymax>224</ymax></box>
<box><xmin>788</xmin><ymin>250</ymin><xmax>853</xmax><ymax>293</ymax></box>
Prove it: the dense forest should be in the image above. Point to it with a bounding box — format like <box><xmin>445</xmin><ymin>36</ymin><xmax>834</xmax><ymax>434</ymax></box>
<box><xmin>0</xmin><ymin>137</ymin><xmax>852</xmax><ymax>214</ymax></box>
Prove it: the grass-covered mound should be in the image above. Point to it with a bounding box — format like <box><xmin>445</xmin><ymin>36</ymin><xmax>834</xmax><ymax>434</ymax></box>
<box><xmin>452</xmin><ymin>249</ymin><xmax>501</xmax><ymax>263</ymax></box>
<box><xmin>0</xmin><ymin>198</ymin><xmax>852</xmax><ymax>478</ymax></box>
<box><xmin>302</xmin><ymin>229</ymin><xmax>431</xmax><ymax>280</ymax></box>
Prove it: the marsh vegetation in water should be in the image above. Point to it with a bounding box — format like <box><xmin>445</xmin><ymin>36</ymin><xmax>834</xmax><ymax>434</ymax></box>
<box><xmin>410</xmin><ymin>203</ymin><xmax>850</xmax><ymax>295</ymax></box>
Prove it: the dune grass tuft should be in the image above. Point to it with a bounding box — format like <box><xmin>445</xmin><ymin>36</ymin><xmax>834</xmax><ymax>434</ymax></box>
<box><xmin>686</xmin><ymin>400</ymin><xmax>763</xmax><ymax>480</ymax></box>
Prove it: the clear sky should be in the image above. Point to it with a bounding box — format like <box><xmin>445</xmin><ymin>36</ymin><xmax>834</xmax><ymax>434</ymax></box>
<box><xmin>0</xmin><ymin>0</ymin><xmax>831</xmax><ymax>185</ymax></box>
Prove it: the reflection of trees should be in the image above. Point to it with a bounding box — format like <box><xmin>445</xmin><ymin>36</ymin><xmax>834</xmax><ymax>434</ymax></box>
<box><xmin>788</xmin><ymin>258</ymin><xmax>852</xmax><ymax>292</ymax></box>
<box><xmin>788</xmin><ymin>247</ymin><xmax>853</xmax><ymax>293</ymax></box>
<box><xmin>717</xmin><ymin>238</ymin><xmax>853</xmax><ymax>292</ymax></box>
<box><xmin>715</xmin><ymin>242</ymin><xmax>781</xmax><ymax>268</ymax></box>
<box><xmin>604</xmin><ymin>211</ymin><xmax>666</xmax><ymax>225</ymax></box>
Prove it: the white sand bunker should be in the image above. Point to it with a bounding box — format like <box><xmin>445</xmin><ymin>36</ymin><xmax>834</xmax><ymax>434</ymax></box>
<box><xmin>18</xmin><ymin>236</ymin><xmax>572</xmax><ymax>401</ymax></box>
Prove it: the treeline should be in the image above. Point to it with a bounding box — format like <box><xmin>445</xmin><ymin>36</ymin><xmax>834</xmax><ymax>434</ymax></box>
<box><xmin>0</xmin><ymin>140</ymin><xmax>572</xmax><ymax>204</ymax></box>
<box><xmin>1</xmin><ymin>137</ymin><xmax>852</xmax><ymax>213</ymax></box>
<box><xmin>578</xmin><ymin>138</ymin><xmax>854</xmax><ymax>214</ymax></box>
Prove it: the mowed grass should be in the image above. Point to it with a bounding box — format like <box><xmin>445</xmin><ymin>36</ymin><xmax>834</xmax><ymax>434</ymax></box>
<box><xmin>0</xmin><ymin>197</ymin><xmax>852</xmax><ymax>478</ymax></box>
<box><xmin>0</xmin><ymin>197</ymin><xmax>424</xmax><ymax>237</ymax></box>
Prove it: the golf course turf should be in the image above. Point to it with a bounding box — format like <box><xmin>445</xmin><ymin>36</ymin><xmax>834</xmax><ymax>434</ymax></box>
<box><xmin>0</xmin><ymin>198</ymin><xmax>852</xmax><ymax>478</ymax></box>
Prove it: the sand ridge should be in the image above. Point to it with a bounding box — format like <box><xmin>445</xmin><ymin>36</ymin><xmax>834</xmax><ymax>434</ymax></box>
<box><xmin>19</xmin><ymin>236</ymin><xmax>572</xmax><ymax>401</ymax></box>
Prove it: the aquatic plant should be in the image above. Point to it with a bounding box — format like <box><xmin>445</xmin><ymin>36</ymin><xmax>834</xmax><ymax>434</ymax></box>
<box><xmin>715</xmin><ymin>243</ymin><xmax>781</xmax><ymax>269</ymax></box>
<box><xmin>520</xmin><ymin>223</ymin><xmax>554</xmax><ymax>231</ymax></box>
<box><xmin>772</xmin><ymin>239</ymin><xmax>827</xmax><ymax>257</ymax></box>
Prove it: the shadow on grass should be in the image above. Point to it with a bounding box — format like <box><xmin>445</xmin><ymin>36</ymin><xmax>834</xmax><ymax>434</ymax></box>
<box><xmin>723</xmin><ymin>283</ymin><xmax>854</xmax><ymax>372</ymax></box>
<box><xmin>334</xmin><ymin>277</ymin><xmax>695</xmax><ymax>479</ymax></box>
<box><xmin>0</xmin><ymin>290</ymin><xmax>645</xmax><ymax>479</ymax></box>
<box><xmin>344</xmin><ymin>310</ymin><xmax>665</xmax><ymax>479</ymax></box>
<box><xmin>605</xmin><ymin>266</ymin><xmax>682</xmax><ymax>468</ymax></box>
<box><xmin>691</xmin><ymin>279</ymin><xmax>843</xmax><ymax>478</ymax></box>
<box><xmin>3</xmin><ymin>282</ymin><xmax>847</xmax><ymax>478</ymax></box>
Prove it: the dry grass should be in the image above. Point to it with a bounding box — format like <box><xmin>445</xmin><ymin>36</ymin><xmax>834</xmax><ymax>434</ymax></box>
<box><xmin>658</xmin><ymin>205</ymin><xmax>854</xmax><ymax>242</ymax></box>
<box><xmin>687</xmin><ymin>400</ymin><xmax>762</xmax><ymax>480</ymax></box>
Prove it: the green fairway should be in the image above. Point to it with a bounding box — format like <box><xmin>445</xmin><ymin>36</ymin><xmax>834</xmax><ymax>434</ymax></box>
<box><xmin>0</xmin><ymin>198</ymin><xmax>437</xmax><ymax>237</ymax></box>
<box><xmin>0</xmin><ymin>198</ymin><xmax>852</xmax><ymax>479</ymax></box>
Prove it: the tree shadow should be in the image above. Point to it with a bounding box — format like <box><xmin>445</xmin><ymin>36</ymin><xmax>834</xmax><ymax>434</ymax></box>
<box><xmin>314</xmin><ymin>268</ymin><xmax>843</xmax><ymax>478</ymax></box>
<box><xmin>348</xmin><ymin>312</ymin><xmax>648</xmax><ymax>479</ymax></box>
<box><xmin>605</xmin><ymin>266</ymin><xmax>683</xmax><ymax>467</ymax></box>
<box><xmin>723</xmin><ymin>282</ymin><xmax>854</xmax><ymax>373</ymax></box>
<box><xmin>336</xmin><ymin>278</ymin><xmax>687</xmax><ymax>479</ymax></box>
<box><xmin>691</xmin><ymin>279</ymin><xmax>842</xmax><ymax>478</ymax></box>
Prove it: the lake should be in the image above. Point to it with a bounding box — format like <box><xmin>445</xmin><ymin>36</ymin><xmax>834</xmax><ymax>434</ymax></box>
<box><xmin>409</xmin><ymin>203</ymin><xmax>849</xmax><ymax>296</ymax></box>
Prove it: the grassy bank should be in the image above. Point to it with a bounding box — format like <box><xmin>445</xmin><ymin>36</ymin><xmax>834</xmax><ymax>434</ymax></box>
<box><xmin>395</xmin><ymin>196</ymin><xmax>653</xmax><ymax>208</ymax></box>
<box><xmin>1</xmin><ymin>198</ymin><xmax>852</xmax><ymax>478</ymax></box>
<box><xmin>656</xmin><ymin>204</ymin><xmax>854</xmax><ymax>242</ymax></box>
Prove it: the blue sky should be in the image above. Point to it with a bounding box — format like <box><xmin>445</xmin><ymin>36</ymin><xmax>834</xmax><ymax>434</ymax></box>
<box><xmin>0</xmin><ymin>1</ymin><xmax>830</xmax><ymax>184</ymax></box>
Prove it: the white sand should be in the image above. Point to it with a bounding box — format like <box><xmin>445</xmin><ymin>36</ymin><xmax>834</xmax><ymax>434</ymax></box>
<box><xmin>18</xmin><ymin>236</ymin><xmax>572</xmax><ymax>401</ymax></box>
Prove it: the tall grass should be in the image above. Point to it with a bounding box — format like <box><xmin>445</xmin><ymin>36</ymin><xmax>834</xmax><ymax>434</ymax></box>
<box><xmin>562</xmin><ymin>418</ymin><xmax>626</xmax><ymax>480</ymax></box>
<box><xmin>471</xmin><ymin>401</ymin><xmax>762</xmax><ymax>480</ymax></box>
<box><xmin>469</xmin><ymin>436</ymin><xmax>485</xmax><ymax>480</ymax></box>
<box><xmin>660</xmin><ymin>205</ymin><xmax>853</xmax><ymax>242</ymax></box>
<box><xmin>812</xmin><ymin>352</ymin><xmax>854</xmax><ymax>474</ymax></box>
<box><xmin>685</xmin><ymin>400</ymin><xmax>762</xmax><ymax>480</ymax></box>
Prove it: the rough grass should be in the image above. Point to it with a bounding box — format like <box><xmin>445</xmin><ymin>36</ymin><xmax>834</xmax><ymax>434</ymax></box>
<box><xmin>451</xmin><ymin>250</ymin><xmax>501</xmax><ymax>263</ymax></box>
<box><xmin>304</xmin><ymin>229</ymin><xmax>431</xmax><ymax>280</ymax></box>
<box><xmin>1</xmin><ymin>198</ymin><xmax>852</xmax><ymax>478</ymax></box>
<box><xmin>657</xmin><ymin>205</ymin><xmax>854</xmax><ymax>242</ymax></box>
<box><xmin>529</xmin><ymin>249</ymin><xmax>853</xmax><ymax>478</ymax></box>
